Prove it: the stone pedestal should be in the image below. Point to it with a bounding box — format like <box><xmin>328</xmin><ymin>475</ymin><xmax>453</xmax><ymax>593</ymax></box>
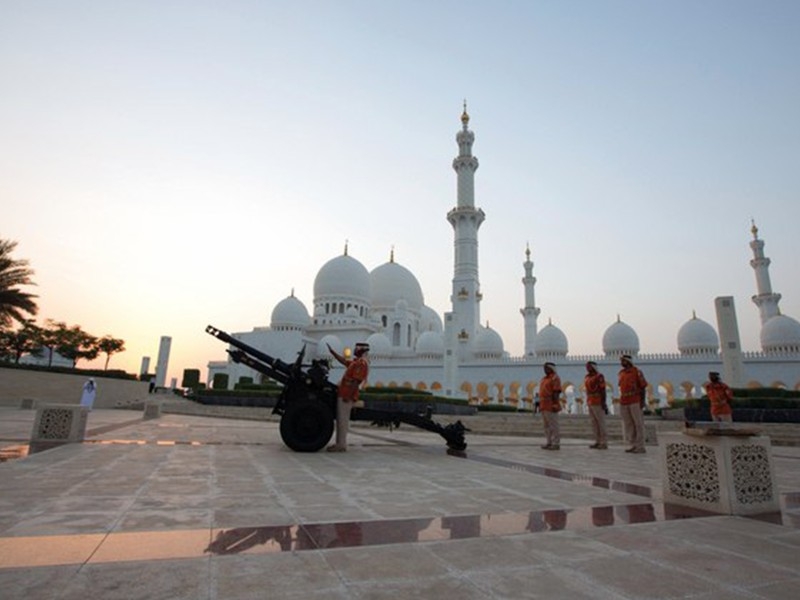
<box><xmin>30</xmin><ymin>404</ymin><xmax>89</xmax><ymax>444</ymax></box>
<box><xmin>143</xmin><ymin>400</ymin><xmax>162</xmax><ymax>420</ymax></box>
<box><xmin>644</xmin><ymin>423</ymin><xmax>658</xmax><ymax>445</ymax></box>
<box><xmin>659</xmin><ymin>430</ymin><xmax>779</xmax><ymax>515</ymax></box>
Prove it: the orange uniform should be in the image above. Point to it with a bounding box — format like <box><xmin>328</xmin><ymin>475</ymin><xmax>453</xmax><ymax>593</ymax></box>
<box><xmin>585</xmin><ymin>372</ymin><xmax>606</xmax><ymax>406</ymax></box>
<box><xmin>337</xmin><ymin>357</ymin><xmax>369</xmax><ymax>402</ymax></box>
<box><xmin>707</xmin><ymin>381</ymin><xmax>733</xmax><ymax>417</ymax></box>
<box><xmin>539</xmin><ymin>373</ymin><xmax>562</xmax><ymax>412</ymax></box>
<box><xmin>619</xmin><ymin>366</ymin><xmax>647</xmax><ymax>406</ymax></box>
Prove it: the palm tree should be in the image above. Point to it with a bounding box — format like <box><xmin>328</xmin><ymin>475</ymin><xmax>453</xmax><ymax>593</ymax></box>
<box><xmin>0</xmin><ymin>239</ymin><xmax>38</xmax><ymax>327</ymax></box>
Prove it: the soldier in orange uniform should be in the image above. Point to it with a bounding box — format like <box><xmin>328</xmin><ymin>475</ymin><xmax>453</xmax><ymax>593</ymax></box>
<box><xmin>706</xmin><ymin>371</ymin><xmax>733</xmax><ymax>422</ymax></box>
<box><xmin>539</xmin><ymin>362</ymin><xmax>562</xmax><ymax>450</ymax></box>
<box><xmin>326</xmin><ymin>342</ymin><xmax>370</xmax><ymax>452</ymax></box>
<box><xmin>585</xmin><ymin>361</ymin><xmax>608</xmax><ymax>449</ymax></box>
<box><xmin>618</xmin><ymin>354</ymin><xmax>648</xmax><ymax>453</ymax></box>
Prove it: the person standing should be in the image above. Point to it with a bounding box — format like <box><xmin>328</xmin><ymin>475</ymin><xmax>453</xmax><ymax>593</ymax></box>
<box><xmin>618</xmin><ymin>354</ymin><xmax>647</xmax><ymax>453</ymax></box>
<box><xmin>326</xmin><ymin>342</ymin><xmax>370</xmax><ymax>452</ymax></box>
<box><xmin>706</xmin><ymin>371</ymin><xmax>734</xmax><ymax>422</ymax></box>
<box><xmin>585</xmin><ymin>361</ymin><xmax>608</xmax><ymax>449</ymax></box>
<box><xmin>80</xmin><ymin>378</ymin><xmax>97</xmax><ymax>409</ymax></box>
<box><xmin>539</xmin><ymin>362</ymin><xmax>562</xmax><ymax>450</ymax></box>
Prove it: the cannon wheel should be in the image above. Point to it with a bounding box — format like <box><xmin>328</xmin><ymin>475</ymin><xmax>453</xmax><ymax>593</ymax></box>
<box><xmin>280</xmin><ymin>401</ymin><xmax>334</xmax><ymax>452</ymax></box>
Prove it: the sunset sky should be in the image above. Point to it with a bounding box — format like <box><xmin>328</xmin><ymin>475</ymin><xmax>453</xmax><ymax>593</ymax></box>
<box><xmin>2</xmin><ymin>1</ymin><xmax>799</xmax><ymax>385</ymax></box>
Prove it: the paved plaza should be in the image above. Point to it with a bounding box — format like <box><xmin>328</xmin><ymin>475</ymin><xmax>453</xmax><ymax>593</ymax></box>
<box><xmin>1</xmin><ymin>407</ymin><xmax>799</xmax><ymax>599</ymax></box>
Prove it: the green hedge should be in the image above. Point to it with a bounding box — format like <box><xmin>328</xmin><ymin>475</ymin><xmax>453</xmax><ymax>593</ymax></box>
<box><xmin>361</xmin><ymin>392</ymin><xmax>466</xmax><ymax>406</ymax></box>
<box><xmin>0</xmin><ymin>362</ymin><xmax>137</xmax><ymax>380</ymax></box>
<box><xmin>364</xmin><ymin>386</ymin><xmax>433</xmax><ymax>396</ymax></box>
<box><xmin>196</xmin><ymin>389</ymin><xmax>279</xmax><ymax>398</ymax></box>
<box><xmin>477</xmin><ymin>404</ymin><xmax>531</xmax><ymax>413</ymax></box>
<box><xmin>671</xmin><ymin>395</ymin><xmax>800</xmax><ymax>410</ymax></box>
<box><xmin>234</xmin><ymin>381</ymin><xmax>284</xmax><ymax>392</ymax></box>
<box><xmin>732</xmin><ymin>387</ymin><xmax>800</xmax><ymax>399</ymax></box>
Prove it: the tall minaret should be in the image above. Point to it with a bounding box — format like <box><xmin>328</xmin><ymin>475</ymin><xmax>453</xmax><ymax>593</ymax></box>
<box><xmin>447</xmin><ymin>103</ymin><xmax>485</xmax><ymax>355</ymax></box>
<box><xmin>749</xmin><ymin>221</ymin><xmax>781</xmax><ymax>325</ymax></box>
<box><xmin>520</xmin><ymin>244</ymin><xmax>541</xmax><ymax>356</ymax></box>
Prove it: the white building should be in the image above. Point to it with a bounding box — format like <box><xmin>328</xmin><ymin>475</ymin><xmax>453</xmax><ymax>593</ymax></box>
<box><xmin>208</xmin><ymin>109</ymin><xmax>800</xmax><ymax>409</ymax></box>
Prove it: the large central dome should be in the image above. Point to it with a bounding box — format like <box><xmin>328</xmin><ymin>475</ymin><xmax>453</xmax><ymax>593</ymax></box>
<box><xmin>370</xmin><ymin>259</ymin><xmax>424</xmax><ymax>311</ymax></box>
<box><xmin>313</xmin><ymin>254</ymin><xmax>371</xmax><ymax>301</ymax></box>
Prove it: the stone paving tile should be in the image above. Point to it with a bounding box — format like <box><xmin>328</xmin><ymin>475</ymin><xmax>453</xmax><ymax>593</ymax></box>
<box><xmin>0</xmin><ymin>565</ymin><xmax>81</xmax><ymax>600</ymax></box>
<box><xmin>0</xmin><ymin>410</ymin><xmax>799</xmax><ymax>599</ymax></box>
<box><xmin>55</xmin><ymin>558</ymin><xmax>211</xmax><ymax>600</ymax></box>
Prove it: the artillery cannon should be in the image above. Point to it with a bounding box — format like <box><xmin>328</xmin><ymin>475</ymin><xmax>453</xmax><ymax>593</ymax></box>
<box><xmin>205</xmin><ymin>325</ymin><xmax>468</xmax><ymax>452</ymax></box>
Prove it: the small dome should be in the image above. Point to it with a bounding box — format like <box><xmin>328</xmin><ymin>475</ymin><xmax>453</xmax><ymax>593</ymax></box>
<box><xmin>761</xmin><ymin>314</ymin><xmax>800</xmax><ymax>353</ymax></box>
<box><xmin>317</xmin><ymin>334</ymin><xmax>343</xmax><ymax>358</ymax></box>
<box><xmin>602</xmin><ymin>317</ymin><xmax>639</xmax><ymax>357</ymax></box>
<box><xmin>416</xmin><ymin>331</ymin><xmax>444</xmax><ymax>356</ymax></box>
<box><xmin>314</xmin><ymin>253</ymin><xmax>371</xmax><ymax>301</ymax></box>
<box><xmin>370</xmin><ymin>259</ymin><xmax>424</xmax><ymax>312</ymax></box>
<box><xmin>270</xmin><ymin>293</ymin><xmax>310</xmax><ymax>330</ymax></box>
<box><xmin>419</xmin><ymin>305</ymin><xmax>443</xmax><ymax>333</ymax></box>
<box><xmin>677</xmin><ymin>313</ymin><xmax>719</xmax><ymax>355</ymax></box>
<box><xmin>365</xmin><ymin>332</ymin><xmax>392</xmax><ymax>357</ymax></box>
<box><xmin>474</xmin><ymin>324</ymin><xmax>504</xmax><ymax>356</ymax></box>
<box><xmin>534</xmin><ymin>321</ymin><xmax>568</xmax><ymax>357</ymax></box>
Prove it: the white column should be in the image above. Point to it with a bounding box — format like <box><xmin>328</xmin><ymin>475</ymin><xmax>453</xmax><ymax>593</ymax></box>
<box><xmin>155</xmin><ymin>336</ymin><xmax>172</xmax><ymax>388</ymax></box>
<box><xmin>715</xmin><ymin>296</ymin><xmax>745</xmax><ymax>388</ymax></box>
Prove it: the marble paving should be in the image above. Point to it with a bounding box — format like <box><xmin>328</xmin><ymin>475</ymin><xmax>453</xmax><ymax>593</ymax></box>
<box><xmin>1</xmin><ymin>408</ymin><xmax>799</xmax><ymax>599</ymax></box>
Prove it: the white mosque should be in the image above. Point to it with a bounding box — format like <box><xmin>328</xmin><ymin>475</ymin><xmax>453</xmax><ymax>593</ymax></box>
<box><xmin>207</xmin><ymin>108</ymin><xmax>800</xmax><ymax>409</ymax></box>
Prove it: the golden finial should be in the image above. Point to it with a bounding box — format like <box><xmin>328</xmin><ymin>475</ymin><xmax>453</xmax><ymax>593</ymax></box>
<box><xmin>750</xmin><ymin>218</ymin><xmax>759</xmax><ymax>240</ymax></box>
<box><xmin>291</xmin><ymin>287</ymin><xmax>295</xmax><ymax>297</ymax></box>
<box><xmin>616</xmin><ymin>314</ymin><xmax>621</xmax><ymax>323</ymax></box>
<box><xmin>390</xmin><ymin>245</ymin><xmax>395</xmax><ymax>263</ymax></box>
<box><xmin>692</xmin><ymin>309</ymin><xmax>696</xmax><ymax>319</ymax></box>
<box><xmin>461</xmin><ymin>99</ymin><xmax>470</xmax><ymax>125</ymax></box>
<box><xmin>525</xmin><ymin>242</ymin><xmax>531</xmax><ymax>260</ymax></box>
<box><xmin>344</xmin><ymin>239</ymin><xmax>349</xmax><ymax>256</ymax></box>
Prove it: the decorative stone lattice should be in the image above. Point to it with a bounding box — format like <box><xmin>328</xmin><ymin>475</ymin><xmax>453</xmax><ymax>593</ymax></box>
<box><xmin>731</xmin><ymin>445</ymin><xmax>774</xmax><ymax>505</ymax></box>
<box><xmin>665</xmin><ymin>442</ymin><xmax>720</xmax><ymax>503</ymax></box>
<box><xmin>659</xmin><ymin>432</ymin><xmax>779</xmax><ymax>515</ymax></box>
<box><xmin>38</xmin><ymin>408</ymin><xmax>76</xmax><ymax>439</ymax></box>
<box><xmin>31</xmin><ymin>404</ymin><xmax>89</xmax><ymax>444</ymax></box>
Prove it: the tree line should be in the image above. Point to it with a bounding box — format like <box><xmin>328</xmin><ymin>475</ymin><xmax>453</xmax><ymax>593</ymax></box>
<box><xmin>0</xmin><ymin>238</ymin><xmax>126</xmax><ymax>370</ymax></box>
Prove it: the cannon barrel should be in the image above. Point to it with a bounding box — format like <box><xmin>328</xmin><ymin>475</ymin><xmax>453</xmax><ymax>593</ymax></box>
<box><xmin>205</xmin><ymin>324</ymin><xmax>302</xmax><ymax>384</ymax></box>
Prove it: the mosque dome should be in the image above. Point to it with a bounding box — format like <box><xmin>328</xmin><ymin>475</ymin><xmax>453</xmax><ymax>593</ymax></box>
<box><xmin>534</xmin><ymin>320</ymin><xmax>568</xmax><ymax>357</ymax></box>
<box><xmin>602</xmin><ymin>317</ymin><xmax>640</xmax><ymax>357</ymax></box>
<box><xmin>270</xmin><ymin>292</ymin><xmax>311</xmax><ymax>331</ymax></box>
<box><xmin>370</xmin><ymin>258</ymin><xmax>424</xmax><ymax>312</ymax></box>
<box><xmin>416</xmin><ymin>331</ymin><xmax>444</xmax><ymax>356</ymax></box>
<box><xmin>474</xmin><ymin>325</ymin><xmax>504</xmax><ymax>357</ymax></box>
<box><xmin>419</xmin><ymin>305</ymin><xmax>443</xmax><ymax>333</ymax></box>
<box><xmin>677</xmin><ymin>313</ymin><xmax>719</xmax><ymax>355</ymax></box>
<box><xmin>314</xmin><ymin>253</ymin><xmax>371</xmax><ymax>301</ymax></box>
<box><xmin>365</xmin><ymin>332</ymin><xmax>392</xmax><ymax>357</ymax></box>
<box><xmin>317</xmin><ymin>334</ymin><xmax>343</xmax><ymax>358</ymax></box>
<box><xmin>761</xmin><ymin>314</ymin><xmax>800</xmax><ymax>354</ymax></box>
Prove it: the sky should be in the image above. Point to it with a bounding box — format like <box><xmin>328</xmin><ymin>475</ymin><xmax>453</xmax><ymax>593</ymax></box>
<box><xmin>2</xmin><ymin>1</ymin><xmax>799</xmax><ymax>385</ymax></box>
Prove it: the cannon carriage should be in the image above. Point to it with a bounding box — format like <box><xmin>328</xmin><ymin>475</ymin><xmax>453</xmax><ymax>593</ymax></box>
<box><xmin>205</xmin><ymin>325</ymin><xmax>468</xmax><ymax>452</ymax></box>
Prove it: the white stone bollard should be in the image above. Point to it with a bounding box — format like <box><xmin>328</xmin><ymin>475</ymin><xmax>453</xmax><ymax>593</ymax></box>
<box><xmin>143</xmin><ymin>400</ymin><xmax>162</xmax><ymax>420</ymax></box>
<box><xmin>31</xmin><ymin>404</ymin><xmax>89</xmax><ymax>444</ymax></box>
<box><xmin>659</xmin><ymin>429</ymin><xmax>779</xmax><ymax>515</ymax></box>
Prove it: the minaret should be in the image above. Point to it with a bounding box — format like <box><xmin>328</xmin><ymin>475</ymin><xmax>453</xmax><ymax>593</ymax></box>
<box><xmin>749</xmin><ymin>221</ymin><xmax>781</xmax><ymax>325</ymax></box>
<box><xmin>447</xmin><ymin>102</ymin><xmax>485</xmax><ymax>356</ymax></box>
<box><xmin>520</xmin><ymin>244</ymin><xmax>541</xmax><ymax>356</ymax></box>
